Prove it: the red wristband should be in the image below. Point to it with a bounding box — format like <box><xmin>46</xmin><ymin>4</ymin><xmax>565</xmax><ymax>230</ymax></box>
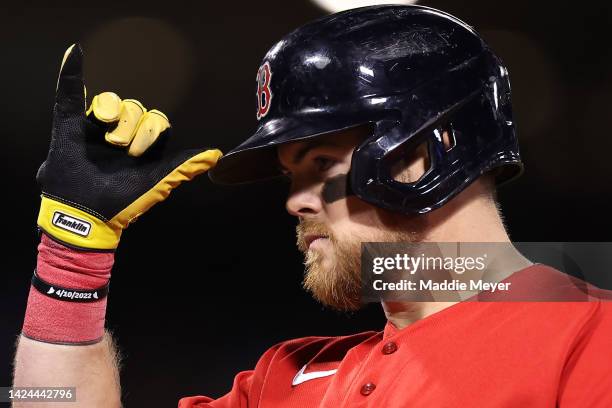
<box><xmin>22</xmin><ymin>234</ymin><xmax>115</xmax><ymax>344</ymax></box>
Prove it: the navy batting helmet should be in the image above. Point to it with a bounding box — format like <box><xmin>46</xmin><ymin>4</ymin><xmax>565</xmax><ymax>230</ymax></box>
<box><xmin>209</xmin><ymin>5</ymin><xmax>523</xmax><ymax>214</ymax></box>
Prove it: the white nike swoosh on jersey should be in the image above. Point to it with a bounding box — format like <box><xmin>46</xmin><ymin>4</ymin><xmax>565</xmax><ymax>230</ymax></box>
<box><xmin>292</xmin><ymin>364</ymin><xmax>338</xmax><ymax>386</ymax></box>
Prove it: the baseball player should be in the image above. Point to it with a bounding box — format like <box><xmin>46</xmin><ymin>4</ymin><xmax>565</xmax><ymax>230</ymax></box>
<box><xmin>13</xmin><ymin>5</ymin><xmax>612</xmax><ymax>407</ymax></box>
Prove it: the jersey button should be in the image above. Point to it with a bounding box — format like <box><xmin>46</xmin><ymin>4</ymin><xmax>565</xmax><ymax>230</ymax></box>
<box><xmin>382</xmin><ymin>341</ymin><xmax>398</xmax><ymax>354</ymax></box>
<box><xmin>360</xmin><ymin>382</ymin><xmax>376</xmax><ymax>396</ymax></box>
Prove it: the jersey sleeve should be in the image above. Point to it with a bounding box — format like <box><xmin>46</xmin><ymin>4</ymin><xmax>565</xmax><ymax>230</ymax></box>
<box><xmin>177</xmin><ymin>370</ymin><xmax>254</xmax><ymax>408</ymax></box>
<box><xmin>557</xmin><ymin>301</ymin><xmax>612</xmax><ymax>407</ymax></box>
<box><xmin>177</xmin><ymin>343</ymin><xmax>282</xmax><ymax>408</ymax></box>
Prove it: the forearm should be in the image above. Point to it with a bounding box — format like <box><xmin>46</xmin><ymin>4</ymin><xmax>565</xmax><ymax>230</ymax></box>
<box><xmin>13</xmin><ymin>332</ymin><xmax>121</xmax><ymax>407</ymax></box>
<box><xmin>13</xmin><ymin>234</ymin><xmax>117</xmax><ymax>406</ymax></box>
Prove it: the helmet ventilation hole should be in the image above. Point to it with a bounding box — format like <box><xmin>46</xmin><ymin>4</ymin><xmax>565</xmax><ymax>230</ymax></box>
<box><xmin>435</xmin><ymin>128</ymin><xmax>456</xmax><ymax>151</ymax></box>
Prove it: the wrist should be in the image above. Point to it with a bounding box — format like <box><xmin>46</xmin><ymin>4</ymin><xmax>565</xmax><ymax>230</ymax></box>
<box><xmin>22</xmin><ymin>234</ymin><xmax>115</xmax><ymax>344</ymax></box>
<box><xmin>37</xmin><ymin>195</ymin><xmax>122</xmax><ymax>251</ymax></box>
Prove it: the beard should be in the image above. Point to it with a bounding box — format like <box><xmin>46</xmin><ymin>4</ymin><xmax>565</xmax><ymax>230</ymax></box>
<box><xmin>296</xmin><ymin>218</ymin><xmax>420</xmax><ymax>311</ymax></box>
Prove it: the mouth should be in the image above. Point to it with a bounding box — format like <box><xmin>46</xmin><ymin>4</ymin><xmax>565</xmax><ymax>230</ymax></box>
<box><xmin>304</xmin><ymin>234</ymin><xmax>329</xmax><ymax>249</ymax></box>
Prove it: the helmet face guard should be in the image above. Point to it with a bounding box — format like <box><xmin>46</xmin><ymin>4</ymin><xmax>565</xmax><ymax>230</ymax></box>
<box><xmin>209</xmin><ymin>5</ymin><xmax>522</xmax><ymax>214</ymax></box>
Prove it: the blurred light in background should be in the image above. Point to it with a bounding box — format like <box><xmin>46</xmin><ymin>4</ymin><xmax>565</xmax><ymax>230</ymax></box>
<box><xmin>311</xmin><ymin>0</ymin><xmax>417</xmax><ymax>13</ymax></box>
<box><xmin>83</xmin><ymin>17</ymin><xmax>195</xmax><ymax>113</ymax></box>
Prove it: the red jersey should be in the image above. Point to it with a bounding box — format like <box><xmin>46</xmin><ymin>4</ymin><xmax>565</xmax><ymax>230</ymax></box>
<box><xmin>179</xmin><ymin>265</ymin><xmax>612</xmax><ymax>407</ymax></box>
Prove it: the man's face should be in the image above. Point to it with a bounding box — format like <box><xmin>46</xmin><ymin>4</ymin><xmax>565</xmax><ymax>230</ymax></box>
<box><xmin>277</xmin><ymin>126</ymin><xmax>426</xmax><ymax>311</ymax></box>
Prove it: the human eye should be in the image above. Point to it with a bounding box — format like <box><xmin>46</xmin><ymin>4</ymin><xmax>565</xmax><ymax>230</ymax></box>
<box><xmin>313</xmin><ymin>156</ymin><xmax>336</xmax><ymax>172</ymax></box>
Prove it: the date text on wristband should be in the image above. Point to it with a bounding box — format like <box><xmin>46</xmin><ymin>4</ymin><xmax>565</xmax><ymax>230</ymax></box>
<box><xmin>31</xmin><ymin>271</ymin><xmax>109</xmax><ymax>302</ymax></box>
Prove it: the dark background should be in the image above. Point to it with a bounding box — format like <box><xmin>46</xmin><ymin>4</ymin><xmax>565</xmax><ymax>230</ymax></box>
<box><xmin>1</xmin><ymin>0</ymin><xmax>611</xmax><ymax>405</ymax></box>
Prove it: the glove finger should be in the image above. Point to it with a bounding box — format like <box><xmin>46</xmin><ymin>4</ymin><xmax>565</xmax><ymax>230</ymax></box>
<box><xmin>55</xmin><ymin>43</ymin><xmax>86</xmax><ymax>115</ymax></box>
<box><xmin>162</xmin><ymin>148</ymin><xmax>223</xmax><ymax>182</ymax></box>
<box><xmin>127</xmin><ymin>110</ymin><xmax>170</xmax><ymax>157</ymax></box>
<box><xmin>86</xmin><ymin>92</ymin><xmax>122</xmax><ymax>124</ymax></box>
<box><xmin>105</xmin><ymin>99</ymin><xmax>146</xmax><ymax>146</ymax></box>
<box><xmin>111</xmin><ymin>148</ymin><xmax>223</xmax><ymax>227</ymax></box>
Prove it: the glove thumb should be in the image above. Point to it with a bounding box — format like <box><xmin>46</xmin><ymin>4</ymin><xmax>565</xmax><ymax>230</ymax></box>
<box><xmin>110</xmin><ymin>148</ymin><xmax>223</xmax><ymax>228</ymax></box>
<box><xmin>160</xmin><ymin>147</ymin><xmax>224</xmax><ymax>188</ymax></box>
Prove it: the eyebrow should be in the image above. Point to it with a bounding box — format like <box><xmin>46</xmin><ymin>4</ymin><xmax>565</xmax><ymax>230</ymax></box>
<box><xmin>279</xmin><ymin>140</ymin><xmax>341</xmax><ymax>171</ymax></box>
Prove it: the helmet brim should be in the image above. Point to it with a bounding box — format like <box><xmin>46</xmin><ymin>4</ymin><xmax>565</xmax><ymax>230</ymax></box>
<box><xmin>209</xmin><ymin>113</ymin><xmax>373</xmax><ymax>185</ymax></box>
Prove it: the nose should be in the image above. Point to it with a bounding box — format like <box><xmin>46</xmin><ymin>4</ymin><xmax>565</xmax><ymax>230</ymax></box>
<box><xmin>285</xmin><ymin>179</ymin><xmax>322</xmax><ymax>217</ymax></box>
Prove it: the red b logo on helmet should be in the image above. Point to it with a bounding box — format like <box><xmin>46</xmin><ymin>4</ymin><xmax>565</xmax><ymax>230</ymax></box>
<box><xmin>256</xmin><ymin>62</ymin><xmax>273</xmax><ymax>120</ymax></box>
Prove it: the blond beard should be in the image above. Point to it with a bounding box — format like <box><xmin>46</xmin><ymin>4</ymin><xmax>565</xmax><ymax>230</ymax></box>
<box><xmin>297</xmin><ymin>218</ymin><xmax>419</xmax><ymax>311</ymax></box>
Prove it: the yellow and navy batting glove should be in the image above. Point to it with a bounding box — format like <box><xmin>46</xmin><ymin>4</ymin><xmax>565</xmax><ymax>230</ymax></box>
<box><xmin>36</xmin><ymin>44</ymin><xmax>222</xmax><ymax>251</ymax></box>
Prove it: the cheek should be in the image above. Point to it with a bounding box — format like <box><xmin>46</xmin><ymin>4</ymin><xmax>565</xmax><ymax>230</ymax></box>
<box><xmin>325</xmin><ymin>196</ymin><xmax>385</xmax><ymax>239</ymax></box>
<box><xmin>323</xmin><ymin>197</ymin><xmax>351</xmax><ymax>226</ymax></box>
<box><xmin>321</xmin><ymin>173</ymin><xmax>350</xmax><ymax>204</ymax></box>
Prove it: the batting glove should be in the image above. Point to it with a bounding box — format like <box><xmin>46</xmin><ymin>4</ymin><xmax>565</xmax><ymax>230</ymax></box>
<box><xmin>36</xmin><ymin>44</ymin><xmax>222</xmax><ymax>251</ymax></box>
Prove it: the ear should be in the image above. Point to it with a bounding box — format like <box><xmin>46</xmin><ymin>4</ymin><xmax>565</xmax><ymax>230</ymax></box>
<box><xmin>390</xmin><ymin>139</ymin><xmax>431</xmax><ymax>184</ymax></box>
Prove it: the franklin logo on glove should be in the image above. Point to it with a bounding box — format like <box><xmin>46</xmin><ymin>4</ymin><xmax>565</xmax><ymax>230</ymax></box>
<box><xmin>52</xmin><ymin>211</ymin><xmax>91</xmax><ymax>237</ymax></box>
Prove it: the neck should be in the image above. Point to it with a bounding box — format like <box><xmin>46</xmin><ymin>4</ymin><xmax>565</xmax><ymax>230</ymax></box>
<box><xmin>383</xmin><ymin>301</ymin><xmax>460</xmax><ymax>329</ymax></box>
<box><xmin>382</xmin><ymin>182</ymin><xmax>531</xmax><ymax>330</ymax></box>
